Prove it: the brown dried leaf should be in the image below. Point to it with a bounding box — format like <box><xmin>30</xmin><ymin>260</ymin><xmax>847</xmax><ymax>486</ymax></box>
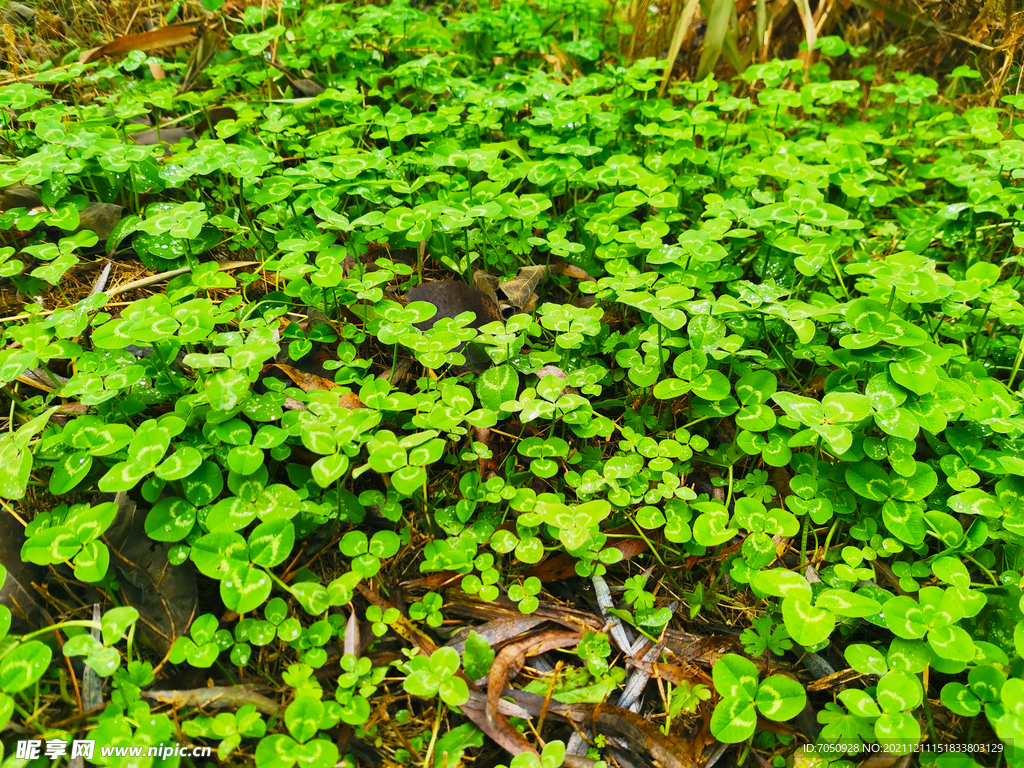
<box><xmin>344</xmin><ymin>608</ymin><xmax>360</xmax><ymax>658</ymax></box>
<box><xmin>268</xmin><ymin>364</ymin><xmax>365</xmax><ymax>409</ymax></box>
<box><xmin>473</xmin><ymin>426</ymin><xmax>491</xmax><ymax>477</ymax></box>
<box><xmin>494</xmin><ymin>689</ymin><xmax>697</xmax><ymax>768</ymax></box>
<box><xmin>400</xmin><ymin>570</ymin><xmax>463</xmax><ymax>590</ymax></box>
<box><xmin>16</xmin><ymin>368</ymin><xmax>65</xmax><ymax>393</ymax></box>
<box><xmin>0</xmin><ymin>185</ymin><xmax>40</xmax><ymax>211</ymax></box>
<box><xmin>129</xmin><ymin>128</ymin><xmax>197</xmax><ymax>149</ymax></box>
<box><xmin>407</xmin><ymin>280</ymin><xmax>503</xmax><ymax>328</ymax></box>
<box><xmin>768</xmin><ymin>465</ymin><xmax>792</xmax><ymax>502</ymax></box>
<box><xmin>487</xmin><ymin>630</ymin><xmax>581</xmax><ymax>726</ymax></box>
<box><xmin>75</xmin><ymin>203</ymin><xmax>124</xmax><ymax>241</ymax></box>
<box><xmin>472</xmin><ymin>270</ymin><xmax>501</xmax><ymax>304</ymax></box>
<box><xmin>593</xmin><ymin>705</ymin><xmax>697</xmax><ymax>768</ymax></box>
<box><xmin>561</xmin><ymin>263</ymin><xmax>596</xmax><ymax>282</ymax></box>
<box><xmin>526</xmin><ymin>526</ymin><xmax>647</xmax><ymax>580</ymax></box>
<box><xmin>79</xmin><ymin>23</ymin><xmax>202</xmax><ymax>64</ymax></box>
<box><xmin>445</xmin><ymin>615</ymin><xmax>547</xmax><ymax>655</ymax></box>
<box><xmin>104</xmin><ymin>493</ymin><xmax>197</xmax><ymax>654</ymax></box>
<box><xmin>445</xmin><ymin>593</ymin><xmax>750</xmax><ymax>669</ymax></box>
<box><xmin>358</xmin><ymin>584</ymin><xmax>540</xmax><ymax>760</ymax></box>
<box><xmin>0</xmin><ymin>512</ymin><xmax>45</xmax><ymax>628</ymax></box>
<box><xmin>498</xmin><ymin>265</ymin><xmax>547</xmax><ymax>311</ymax></box>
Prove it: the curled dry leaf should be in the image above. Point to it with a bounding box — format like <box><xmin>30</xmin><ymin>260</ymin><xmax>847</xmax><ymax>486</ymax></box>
<box><xmin>498</xmin><ymin>689</ymin><xmax>698</xmax><ymax>768</ymax></box>
<box><xmin>344</xmin><ymin>608</ymin><xmax>360</xmax><ymax>658</ymax></box>
<box><xmin>592</xmin><ymin>705</ymin><xmax>697</xmax><ymax>768</ymax></box>
<box><xmin>497</xmin><ymin>265</ymin><xmax>547</xmax><ymax>312</ymax></box>
<box><xmin>268</xmin><ymin>60</ymin><xmax>326</xmax><ymax>97</ymax></box>
<box><xmin>90</xmin><ymin>260</ymin><xmax>113</xmax><ymax>296</ymax></box>
<box><xmin>464</xmin><ymin>690</ymin><xmax>533</xmax><ymax>720</ymax></box>
<box><xmin>79</xmin><ymin>23</ymin><xmax>203</xmax><ymax>64</ymax></box>
<box><xmin>475</xmin><ymin>266</ymin><xmax>548</xmax><ymax>314</ymax></box>
<box><xmin>357</xmin><ymin>584</ymin><xmax>540</xmax><ymax>760</ymax></box>
<box><xmin>561</xmin><ymin>263</ymin><xmax>597</xmax><ymax>283</ymax></box>
<box><xmin>444</xmin><ymin>592</ymin><xmax>749</xmax><ymax>668</ymax></box>
<box><xmin>472</xmin><ymin>426</ymin><xmax>491</xmax><ymax>477</ymax></box>
<box><xmin>486</xmin><ymin>630</ymin><xmax>581</xmax><ymax>726</ymax></box>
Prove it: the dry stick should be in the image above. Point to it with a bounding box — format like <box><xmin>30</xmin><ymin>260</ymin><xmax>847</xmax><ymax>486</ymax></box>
<box><xmin>591</xmin><ymin>574</ymin><xmax>633</xmax><ymax>654</ymax></box>
<box><xmin>0</xmin><ymin>261</ymin><xmax>261</xmax><ymax>323</ymax></box>
<box><xmin>109</xmin><ymin>260</ymin><xmax>260</xmax><ymax>297</ymax></box>
<box><xmin>536</xmin><ymin>660</ymin><xmax>563</xmax><ymax>743</ymax></box>
<box><xmin>143</xmin><ymin>686</ymin><xmax>280</xmax><ymax>715</ymax></box>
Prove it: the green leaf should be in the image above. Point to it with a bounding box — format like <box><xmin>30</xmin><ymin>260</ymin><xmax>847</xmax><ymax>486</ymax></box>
<box><xmin>477</xmin><ymin>364</ymin><xmax>519</xmax><ymax>411</ymax></box>
<box><xmin>821</xmin><ymin>392</ymin><xmax>872</xmax><ymax>423</ymax></box>
<box><xmin>876</xmin><ymin>671</ymin><xmax>923</xmax><ymax>713</ymax></box>
<box><xmin>751</xmin><ymin>570</ymin><xmax>812</xmax><ymax>601</ymax></box>
<box><xmin>940</xmin><ymin>682</ymin><xmax>980</xmax><ymax>717</ymax></box>
<box><xmin>369</xmin><ymin>444</ymin><xmax>407</xmax><ymax>473</ymax></box>
<box><xmin>286</xmin><ymin>696</ymin><xmax>323</xmax><ymax>743</ymax></box>
<box><xmin>709</xmin><ymin>695</ymin><xmax>756</xmax><ymax>743</ymax></box>
<box><xmin>462</xmin><ymin>631</ymin><xmax>494</xmax><ymax>681</ymax></box>
<box><xmin>653</xmin><ymin>378</ymin><xmax>691</xmax><ymax>400</ymax></box>
<box><xmin>712</xmin><ymin>653</ymin><xmax>758</xmax><ymax>699</ymax></box>
<box><xmin>49</xmin><ymin>451</ymin><xmax>93</xmax><ymax>495</ymax></box>
<box><xmin>815</xmin><ymin>589</ymin><xmax>881</xmax><ymax>618</ymax></box>
<box><xmin>771</xmin><ymin>392</ymin><xmax>822</xmax><ymax>426</ymax></box>
<box><xmin>755</xmin><ymin>675</ymin><xmax>806</xmax><ymax>721</ymax></box>
<box><xmin>221</xmin><ymin>565</ymin><xmax>272</xmax><ymax>614</ymax></box>
<box><xmin>433</xmin><ymin>723</ymin><xmax>484</xmax><ymax>768</ymax></box>
<box><xmin>845</xmin><ymin>462</ymin><xmax>890</xmax><ymax>502</ymax></box>
<box><xmin>0</xmin><ymin>641</ymin><xmax>51</xmax><ymax>692</ymax></box>
<box><xmin>845</xmin><ymin>644</ymin><xmax>888</xmax><ymax>675</ymax></box>
<box><xmin>781</xmin><ymin>596</ymin><xmax>836</xmax><ymax>647</ymax></box>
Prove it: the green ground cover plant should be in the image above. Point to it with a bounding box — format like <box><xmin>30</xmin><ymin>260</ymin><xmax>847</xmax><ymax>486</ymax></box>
<box><xmin>0</xmin><ymin>2</ymin><xmax>1023</xmax><ymax>767</ymax></box>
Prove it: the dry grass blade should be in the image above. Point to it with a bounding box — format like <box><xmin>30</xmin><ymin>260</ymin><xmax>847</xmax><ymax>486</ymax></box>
<box><xmin>845</xmin><ymin>0</ymin><xmax>944</xmax><ymax>33</ymax></box>
<box><xmin>659</xmin><ymin>0</ymin><xmax>702</xmax><ymax>97</ymax></box>
<box><xmin>108</xmin><ymin>261</ymin><xmax>259</xmax><ymax>297</ymax></box>
<box><xmin>697</xmin><ymin>0</ymin><xmax>736</xmax><ymax>78</ymax></box>
<box><xmin>792</xmin><ymin>0</ymin><xmax>816</xmax><ymax>67</ymax></box>
<box><xmin>79</xmin><ymin>23</ymin><xmax>203</xmax><ymax>64</ymax></box>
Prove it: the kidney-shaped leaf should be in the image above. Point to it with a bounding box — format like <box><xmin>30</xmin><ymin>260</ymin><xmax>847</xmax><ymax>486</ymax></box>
<box><xmin>755</xmin><ymin>675</ymin><xmax>806</xmax><ymax>721</ymax></box>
